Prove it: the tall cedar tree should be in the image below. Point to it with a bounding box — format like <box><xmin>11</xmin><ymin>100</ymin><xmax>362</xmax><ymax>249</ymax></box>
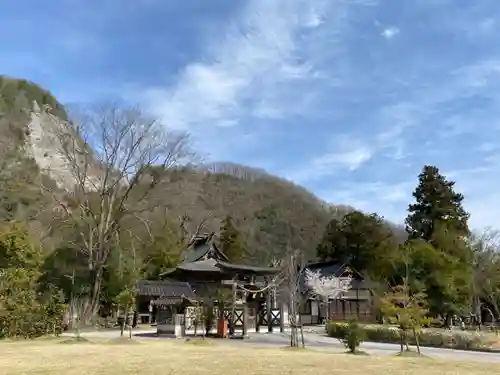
<box><xmin>404</xmin><ymin>166</ymin><xmax>473</xmax><ymax>317</ymax></box>
<box><xmin>316</xmin><ymin>211</ymin><xmax>396</xmax><ymax>278</ymax></box>
<box><xmin>220</xmin><ymin>215</ymin><xmax>246</xmax><ymax>262</ymax></box>
<box><xmin>405</xmin><ymin>165</ymin><xmax>469</xmax><ymax>242</ymax></box>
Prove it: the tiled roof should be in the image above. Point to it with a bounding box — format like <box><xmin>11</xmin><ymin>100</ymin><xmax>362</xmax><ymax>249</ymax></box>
<box><xmin>135</xmin><ymin>280</ymin><xmax>194</xmax><ymax>297</ymax></box>
<box><xmin>181</xmin><ymin>234</ymin><xmax>229</xmax><ymax>263</ymax></box>
<box><xmin>298</xmin><ymin>261</ymin><xmax>374</xmax><ymax>293</ymax></box>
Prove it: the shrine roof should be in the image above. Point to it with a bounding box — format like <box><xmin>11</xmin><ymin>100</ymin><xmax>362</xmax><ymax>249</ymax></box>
<box><xmin>135</xmin><ymin>280</ymin><xmax>194</xmax><ymax>297</ymax></box>
<box><xmin>216</xmin><ymin>260</ymin><xmax>280</xmax><ymax>275</ymax></box>
<box><xmin>181</xmin><ymin>233</ymin><xmax>229</xmax><ymax>263</ymax></box>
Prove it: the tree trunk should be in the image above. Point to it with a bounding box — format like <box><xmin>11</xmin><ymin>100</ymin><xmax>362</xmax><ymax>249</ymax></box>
<box><xmin>121</xmin><ymin>306</ymin><xmax>129</xmax><ymax>337</ymax></box>
<box><xmin>399</xmin><ymin>329</ymin><xmax>404</xmax><ymax>353</ymax></box>
<box><xmin>83</xmin><ymin>267</ymin><xmax>104</xmax><ymax>324</ymax></box>
<box><xmin>413</xmin><ymin>327</ymin><xmax>421</xmax><ymax>355</ymax></box>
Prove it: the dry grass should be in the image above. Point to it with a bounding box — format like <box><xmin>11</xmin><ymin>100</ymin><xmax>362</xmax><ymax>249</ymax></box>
<box><xmin>0</xmin><ymin>339</ymin><xmax>495</xmax><ymax>375</ymax></box>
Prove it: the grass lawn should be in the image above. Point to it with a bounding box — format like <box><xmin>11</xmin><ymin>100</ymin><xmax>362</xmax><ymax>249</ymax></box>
<box><xmin>0</xmin><ymin>338</ymin><xmax>496</xmax><ymax>375</ymax></box>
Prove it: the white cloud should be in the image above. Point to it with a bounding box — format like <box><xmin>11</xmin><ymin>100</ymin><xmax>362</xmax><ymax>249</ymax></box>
<box><xmin>381</xmin><ymin>26</ymin><xmax>399</xmax><ymax>39</ymax></box>
<box><xmin>313</xmin><ymin>146</ymin><xmax>373</xmax><ymax>171</ymax></box>
<box><xmin>318</xmin><ymin>180</ymin><xmax>414</xmax><ymax>221</ymax></box>
<box><xmin>284</xmin><ymin>133</ymin><xmax>377</xmax><ymax>182</ymax></box>
<box><xmin>136</xmin><ymin>0</ymin><xmax>374</xmax><ymax>159</ymax></box>
<box><xmin>141</xmin><ymin>0</ymin><xmax>331</xmax><ymax>131</ymax></box>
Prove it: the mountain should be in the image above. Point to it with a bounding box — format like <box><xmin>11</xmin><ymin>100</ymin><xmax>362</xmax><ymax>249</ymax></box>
<box><xmin>0</xmin><ymin>76</ymin><xmax>405</xmax><ymax>264</ymax></box>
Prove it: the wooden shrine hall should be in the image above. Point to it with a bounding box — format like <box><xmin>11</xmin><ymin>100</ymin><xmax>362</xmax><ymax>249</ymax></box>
<box><xmin>136</xmin><ymin>233</ymin><xmax>286</xmax><ymax>337</ymax></box>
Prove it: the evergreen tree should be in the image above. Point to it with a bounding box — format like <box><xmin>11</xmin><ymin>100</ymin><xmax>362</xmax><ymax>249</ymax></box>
<box><xmin>316</xmin><ymin>211</ymin><xmax>397</xmax><ymax>278</ymax></box>
<box><xmin>404</xmin><ymin>166</ymin><xmax>473</xmax><ymax>319</ymax></box>
<box><xmin>0</xmin><ymin>222</ymin><xmax>66</xmax><ymax>338</ymax></box>
<box><xmin>405</xmin><ymin>165</ymin><xmax>469</xmax><ymax>242</ymax></box>
<box><xmin>220</xmin><ymin>215</ymin><xmax>246</xmax><ymax>262</ymax></box>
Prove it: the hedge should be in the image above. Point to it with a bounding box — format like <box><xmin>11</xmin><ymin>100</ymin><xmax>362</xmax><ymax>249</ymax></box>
<box><xmin>326</xmin><ymin>322</ymin><xmax>496</xmax><ymax>350</ymax></box>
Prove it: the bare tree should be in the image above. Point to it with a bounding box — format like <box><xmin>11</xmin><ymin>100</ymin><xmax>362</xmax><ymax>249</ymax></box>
<box><xmin>283</xmin><ymin>249</ymin><xmax>306</xmax><ymax>348</ymax></box>
<box><xmin>470</xmin><ymin>229</ymin><xmax>500</xmax><ymax>329</ymax></box>
<box><xmin>43</xmin><ymin>102</ymin><xmax>193</xmax><ymax>322</ymax></box>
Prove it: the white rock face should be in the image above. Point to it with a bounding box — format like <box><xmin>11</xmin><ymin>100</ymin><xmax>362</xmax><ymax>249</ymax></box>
<box><xmin>24</xmin><ymin>101</ymin><xmax>100</xmax><ymax>192</ymax></box>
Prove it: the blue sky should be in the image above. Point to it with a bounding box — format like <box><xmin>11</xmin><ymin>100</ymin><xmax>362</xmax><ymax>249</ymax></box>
<box><xmin>2</xmin><ymin>0</ymin><xmax>500</xmax><ymax>230</ymax></box>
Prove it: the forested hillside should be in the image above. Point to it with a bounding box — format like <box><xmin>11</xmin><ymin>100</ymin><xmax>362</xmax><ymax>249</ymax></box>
<box><xmin>2</xmin><ymin>76</ymin><xmax>500</xmax><ymax>335</ymax></box>
<box><xmin>0</xmin><ymin>76</ymin><xmax>360</xmax><ymax>264</ymax></box>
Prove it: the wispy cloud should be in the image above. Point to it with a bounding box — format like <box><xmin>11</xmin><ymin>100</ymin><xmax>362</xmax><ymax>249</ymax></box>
<box><xmin>142</xmin><ymin>0</ymin><xmax>326</xmax><ymax>129</ymax></box>
<box><xmin>137</xmin><ymin>0</ymin><xmax>374</xmax><ymax>158</ymax></box>
<box><xmin>381</xmin><ymin>26</ymin><xmax>399</xmax><ymax>39</ymax></box>
<box><xmin>4</xmin><ymin>0</ymin><xmax>500</xmax><ymax>230</ymax></box>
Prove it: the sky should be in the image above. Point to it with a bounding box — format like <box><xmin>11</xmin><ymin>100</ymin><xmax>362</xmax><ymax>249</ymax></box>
<box><xmin>2</xmin><ymin>0</ymin><xmax>500</xmax><ymax>230</ymax></box>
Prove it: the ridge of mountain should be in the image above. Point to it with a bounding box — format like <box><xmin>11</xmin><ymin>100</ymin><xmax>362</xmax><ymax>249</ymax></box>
<box><xmin>0</xmin><ymin>75</ymin><xmax>405</xmax><ymax>262</ymax></box>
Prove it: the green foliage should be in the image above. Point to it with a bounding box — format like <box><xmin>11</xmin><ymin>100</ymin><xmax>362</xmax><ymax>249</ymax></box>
<box><xmin>0</xmin><ymin>223</ymin><xmax>66</xmax><ymax>338</ymax></box>
<box><xmin>379</xmin><ymin>283</ymin><xmax>429</xmax><ymax>351</ymax></box>
<box><xmin>405</xmin><ymin>165</ymin><xmax>469</xmax><ymax>242</ymax></box>
<box><xmin>220</xmin><ymin>215</ymin><xmax>246</xmax><ymax>262</ymax></box>
<box><xmin>402</xmin><ymin>166</ymin><xmax>474</xmax><ymax>319</ymax></box>
<box><xmin>326</xmin><ymin>323</ymin><xmax>495</xmax><ymax>350</ymax></box>
<box><xmin>141</xmin><ymin>217</ymin><xmax>184</xmax><ymax>278</ymax></box>
<box><xmin>39</xmin><ymin>285</ymin><xmax>67</xmax><ymax>336</ymax></box>
<box><xmin>114</xmin><ymin>287</ymin><xmax>136</xmax><ymax>312</ymax></box>
<box><xmin>316</xmin><ymin>211</ymin><xmax>398</xmax><ymax>278</ymax></box>
<box><xmin>0</xmin><ymin>75</ymin><xmax>68</xmax><ymax>121</ymax></box>
<box><xmin>0</xmin><ymin>222</ymin><xmax>44</xmax><ymax>269</ymax></box>
<box><xmin>342</xmin><ymin>319</ymin><xmax>366</xmax><ymax>353</ymax></box>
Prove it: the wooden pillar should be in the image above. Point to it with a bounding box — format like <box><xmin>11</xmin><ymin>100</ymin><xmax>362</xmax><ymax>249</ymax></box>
<box><xmin>255</xmin><ymin>296</ymin><xmax>261</xmax><ymax>333</ymax></box>
<box><xmin>267</xmin><ymin>290</ymin><xmax>273</xmax><ymax>333</ymax></box>
<box><xmin>229</xmin><ymin>281</ymin><xmax>237</xmax><ymax>336</ymax></box>
<box><xmin>279</xmin><ymin>301</ymin><xmax>284</xmax><ymax>333</ymax></box>
<box><xmin>242</xmin><ymin>292</ymin><xmax>248</xmax><ymax>337</ymax></box>
<box><xmin>356</xmin><ymin>288</ymin><xmax>360</xmax><ymax>320</ymax></box>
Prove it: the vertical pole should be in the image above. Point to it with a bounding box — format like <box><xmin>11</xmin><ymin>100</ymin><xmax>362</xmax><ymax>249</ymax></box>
<box><xmin>279</xmin><ymin>301</ymin><xmax>284</xmax><ymax>333</ymax></box>
<box><xmin>255</xmin><ymin>295</ymin><xmax>261</xmax><ymax>333</ymax></box>
<box><xmin>267</xmin><ymin>289</ymin><xmax>273</xmax><ymax>333</ymax></box>
<box><xmin>356</xmin><ymin>288</ymin><xmax>360</xmax><ymax>320</ymax></box>
<box><xmin>242</xmin><ymin>291</ymin><xmax>248</xmax><ymax>337</ymax></box>
<box><xmin>230</xmin><ymin>281</ymin><xmax>236</xmax><ymax>336</ymax></box>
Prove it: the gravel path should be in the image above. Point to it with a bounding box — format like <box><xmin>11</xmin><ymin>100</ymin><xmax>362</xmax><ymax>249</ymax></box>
<box><xmin>66</xmin><ymin>328</ymin><xmax>500</xmax><ymax>363</ymax></box>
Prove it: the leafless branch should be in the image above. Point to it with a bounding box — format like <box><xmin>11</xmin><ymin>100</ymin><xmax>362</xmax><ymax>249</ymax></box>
<box><xmin>40</xmin><ymin>102</ymin><xmax>194</xmax><ymax>320</ymax></box>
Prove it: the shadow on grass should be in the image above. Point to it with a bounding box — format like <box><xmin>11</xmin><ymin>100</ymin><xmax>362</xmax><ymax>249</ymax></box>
<box><xmin>394</xmin><ymin>349</ymin><xmax>428</xmax><ymax>358</ymax></box>
<box><xmin>59</xmin><ymin>336</ymin><xmax>92</xmax><ymax>345</ymax></box>
<box><xmin>106</xmin><ymin>337</ymin><xmax>141</xmax><ymax>345</ymax></box>
<box><xmin>280</xmin><ymin>346</ymin><xmax>309</xmax><ymax>352</ymax></box>
<box><xmin>185</xmin><ymin>338</ymin><xmax>212</xmax><ymax>346</ymax></box>
<box><xmin>345</xmin><ymin>350</ymin><xmax>369</xmax><ymax>356</ymax></box>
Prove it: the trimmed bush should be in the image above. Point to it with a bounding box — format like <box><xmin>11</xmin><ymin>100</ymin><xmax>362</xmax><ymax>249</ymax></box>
<box><xmin>327</xmin><ymin>322</ymin><xmax>496</xmax><ymax>350</ymax></box>
<box><xmin>342</xmin><ymin>319</ymin><xmax>366</xmax><ymax>353</ymax></box>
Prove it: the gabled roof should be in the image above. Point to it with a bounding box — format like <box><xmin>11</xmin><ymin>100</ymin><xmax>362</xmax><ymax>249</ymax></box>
<box><xmin>305</xmin><ymin>260</ymin><xmax>363</xmax><ymax>278</ymax></box>
<box><xmin>181</xmin><ymin>233</ymin><xmax>229</xmax><ymax>263</ymax></box>
<box><xmin>159</xmin><ymin>233</ymin><xmax>281</xmax><ymax>280</ymax></box>
<box><xmin>299</xmin><ymin>260</ymin><xmax>373</xmax><ymax>292</ymax></box>
<box><xmin>217</xmin><ymin>260</ymin><xmax>279</xmax><ymax>275</ymax></box>
<box><xmin>136</xmin><ymin>280</ymin><xmax>194</xmax><ymax>297</ymax></box>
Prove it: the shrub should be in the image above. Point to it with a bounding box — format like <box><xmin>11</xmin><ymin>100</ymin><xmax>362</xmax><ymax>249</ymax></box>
<box><xmin>0</xmin><ymin>224</ymin><xmax>67</xmax><ymax>339</ymax></box>
<box><xmin>342</xmin><ymin>319</ymin><xmax>366</xmax><ymax>353</ymax></box>
<box><xmin>327</xmin><ymin>322</ymin><xmax>496</xmax><ymax>350</ymax></box>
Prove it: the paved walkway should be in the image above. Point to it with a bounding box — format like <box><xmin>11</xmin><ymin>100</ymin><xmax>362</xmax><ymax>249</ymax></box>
<box><xmin>65</xmin><ymin>328</ymin><xmax>500</xmax><ymax>364</ymax></box>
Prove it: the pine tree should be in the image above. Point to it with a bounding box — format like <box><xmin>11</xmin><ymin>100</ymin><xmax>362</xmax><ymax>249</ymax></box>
<box><xmin>405</xmin><ymin>165</ymin><xmax>469</xmax><ymax>242</ymax></box>
<box><xmin>219</xmin><ymin>215</ymin><xmax>246</xmax><ymax>263</ymax></box>
<box><xmin>404</xmin><ymin>166</ymin><xmax>473</xmax><ymax>318</ymax></box>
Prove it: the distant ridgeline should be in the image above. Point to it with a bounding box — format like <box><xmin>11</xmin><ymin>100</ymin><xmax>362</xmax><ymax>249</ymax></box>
<box><xmin>0</xmin><ymin>75</ymin><xmax>68</xmax><ymax>121</ymax></box>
